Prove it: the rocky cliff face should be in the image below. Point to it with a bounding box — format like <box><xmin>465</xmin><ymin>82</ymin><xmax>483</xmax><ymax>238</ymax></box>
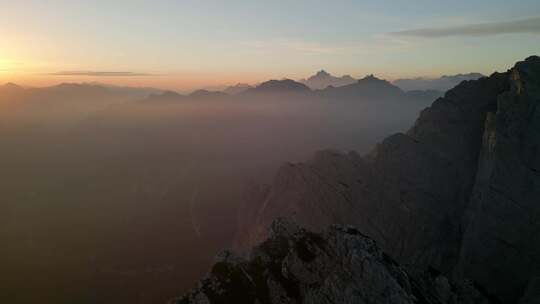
<box><xmin>458</xmin><ymin>58</ymin><xmax>540</xmax><ymax>302</ymax></box>
<box><xmin>232</xmin><ymin>56</ymin><xmax>540</xmax><ymax>303</ymax></box>
<box><xmin>174</xmin><ymin>219</ymin><xmax>494</xmax><ymax>304</ymax></box>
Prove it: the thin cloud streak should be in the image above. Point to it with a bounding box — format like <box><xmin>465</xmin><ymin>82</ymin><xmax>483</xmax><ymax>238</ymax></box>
<box><xmin>392</xmin><ymin>16</ymin><xmax>540</xmax><ymax>38</ymax></box>
<box><xmin>48</xmin><ymin>71</ymin><xmax>155</xmax><ymax>77</ymax></box>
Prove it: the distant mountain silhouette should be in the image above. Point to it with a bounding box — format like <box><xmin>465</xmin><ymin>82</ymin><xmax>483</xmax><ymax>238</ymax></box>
<box><xmin>0</xmin><ymin>83</ymin><xmax>157</xmax><ymax>127</ymax></box>
<box><xmin>135</xmin><ymin>74</ymin><xmax>437</xmax><ymax>110</ymax></box>
<box><xmin>189</xmin><ymin>89</ymin><xmax>228</xmax><ymax>99</ymax></box>
<box><xmin>320</xmin><ymin>74</ymin><xmax>405</xmax><ymax>101</ymax></box>
<box><xmin>85</xmin><ymin>82</ymin><xmax>164</xmax><ymax>97</ymax></box>
<box><xmin>244</xmin><ymin>79</ymin><xmax>311</xmax><ymax>94</ymax></box>
<box><xmin>300</xmin><ymin>70</ymin><xmax>357</xmax><ymax>89</ymax></box>
<box><xmin>223</xmin><ymin>83</ymin><xmax>253</xmax><ymax>95</ymax></box>
<box><xmin>1</xmin><ymin>82</ymin><xmax>24</xmax><ymax>92</ymax></box>
<box><xmin>393</xmin><ymin>73</ymin><xmax>485</xmax><ymax>92</ymax></box>
<box><xmin>142</xmin><ymin>90</ymin><xmax>186</xmax><ymax>103</ymax></box>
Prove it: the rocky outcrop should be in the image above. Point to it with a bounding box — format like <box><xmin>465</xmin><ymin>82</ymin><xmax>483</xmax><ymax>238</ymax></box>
<box><xmin>174</xmin><ymin>219</ymin><xmax>494</xmax><ymax>304</ymax></box>
<box><xmin>234</xmin><ymin>56</ymin><xmax>540</xmax><ymax>302</ymax></box>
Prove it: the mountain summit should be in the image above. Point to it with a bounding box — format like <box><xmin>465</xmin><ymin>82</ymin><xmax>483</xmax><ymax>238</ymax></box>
<box><xmin>244</xmin><ymin>79</ymin><xmax>311</xmax><ymax>94</ymax></box>
<box><xmin>320</xmin><ymin>74</ymin><xmax>405</xmax><ymax>101</ymax></box>
<box><xmin>300</xmin><ymin>70</ymin><xmax>357</xmax><ymax>89</ymax></box>
<box><xmin>393</xmin><ymin>73</ymin><xmax>485</xmax><ymax>92</ymax></box>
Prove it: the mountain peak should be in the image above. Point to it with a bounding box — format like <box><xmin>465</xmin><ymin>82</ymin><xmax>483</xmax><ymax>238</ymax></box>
<box><xmin>359</xmin><ymin>74</ymin><xmax>383</xmax><ymax>82</ymax></box>
<box><xmin>354</xmin><ymin>74</ymin><xmax>400</xmax><ymax>91</ymax></box>
<box><xmin>315</xmin><ymin>69</ymin><xmax>330</xmax><ymax>77</ymax></box>
<box><xmin>1</xmin><ymin>82</ymin><xmax>24</xmax><ymax>92</ymax></box>
<box><xmin>224</xmin><ymin>83</ymin><xmax>253</xmax><ymax>95</ymax></box>
<box><xmin>189</xmin><ymin>89</ymin><xmax>227</xmax><ymax>98</ymax></box>
<box><xmin>144</xmin><ymin>90</ymin><xmax>184</xmax><ymax>102</ymax></box>
<box><xmin>301</xmin><ymin>70</ymin><xmax>357</xmax><ymax>89</ymax></box>
<box><xmin>3</xmin><ymin>82</ymin><xmax>21</xmax><ymax>88</ymax></box>
<box><xmin>393</xmin><ymin>73</ymin><xmax>485</xmax><ymax>92</ymax></box>
<box><xmin>247</xmin><ymin>79</ymin><xmax>311</xmax><ymax>94</ymax></box>
<box><xmin>318</xmin><ymin>74</ymin><xmax>404</xmax><ymax>100</ymax></box>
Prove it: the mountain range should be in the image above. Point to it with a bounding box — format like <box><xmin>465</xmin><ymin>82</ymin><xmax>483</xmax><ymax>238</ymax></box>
<box><xmin>0</xmin><ymin>71</ymin><xmax>442</xmax><ymax>304</ymax></box>
<box><xmin>393</xmin><ymin>73</ymin><xmax>485</xmax><ymax>92</ymax></box>
<box><xmin>142</xmin><ymin>74</ymin><xmax>440</xmax><ymax>105</ymax></box>
<box><xmin>297</xmin><ymin>70</ymin><xmax>484</xmax><ymax>93</ymax></box>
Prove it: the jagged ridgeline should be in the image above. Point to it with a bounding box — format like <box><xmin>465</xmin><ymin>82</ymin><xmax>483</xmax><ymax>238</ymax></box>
<box><xmin>173</xmin><ymin>219</ymin><xmax>495</xmax><ymax>304</ymax></box>
<box><xmin>177</xmin><ymin>56</ymin><xmax>540</xmax><ymax>303</ymax></box>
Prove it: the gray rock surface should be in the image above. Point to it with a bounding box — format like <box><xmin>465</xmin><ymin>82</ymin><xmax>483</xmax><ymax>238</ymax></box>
<box><xmin>458</xmin><ymin>56</ymin><xmax>540</xmax><ymax>302</ymax></box>
<box><xmin>233</xmin><ymin>56</ymin><xmax>540</xmax><ymax>302</ymax></box>
<box><xmin>174</xmin><ymin>219</ymin><xmax>494</xmax><ymax>304</ymax></box>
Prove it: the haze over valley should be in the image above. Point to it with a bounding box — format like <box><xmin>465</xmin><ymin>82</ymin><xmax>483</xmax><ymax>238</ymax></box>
<box><xmin>1</xmin><ymin>73</ymin><xmax>442</xmax><ymax>303</ymax></box>
<box><xmin>1</xmin><ymin>1</ymin><xmax>540</xmax><ymax>304</ymax></box>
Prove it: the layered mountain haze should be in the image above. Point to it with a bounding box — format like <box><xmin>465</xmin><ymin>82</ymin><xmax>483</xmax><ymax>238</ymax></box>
<box><xmin>0</xmin><ymin>73</ymin><xmax>440</xmax><ymax>303</ymax></box>
<box><xmin>393</xmin><ymin>73</ymin><xmax>486</xmax><ymax>92</ymax></box>
<box><xmin>2</xmin><ymin>57</ymin><xmax>538</xmax><ymax>304</ymax></box>
<box><xmin>298</xmin><ymin>70</ymin><xmax>484</xmax><ymax>93</ymax></box>
<box><xmin>224</xmin><ymin>83</ymin><xmax>253</xmax><ymax>95</ymax></box>
<box><xmin>3</xmin><ymin>1</ymin><xmax>540</xmax><ymax>303</ymax></box>
<box><xmin>244</xmin><ymin>79</ymin><xmax>312</xmax><ymax>95</ymax></box>
<box><xmin>0</xmin><ymin>83</ymin><xmax>158</xmax><ymax>130</ymax></box>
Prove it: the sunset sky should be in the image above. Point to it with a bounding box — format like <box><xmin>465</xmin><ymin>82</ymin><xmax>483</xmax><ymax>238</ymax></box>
<box><xmin>1</xmin><ymin>0</ymin><xmax>539</xmax><ymax>91</ymax></box>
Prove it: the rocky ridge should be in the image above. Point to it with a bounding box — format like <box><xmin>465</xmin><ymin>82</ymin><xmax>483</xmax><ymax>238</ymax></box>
<box><xmin>173</xmin><ymin>219</ymin><xmax>495</xmax><ymax>304</ymax></box>
<box><xmin>232</xmin><ymin>56</ymin><xmax>540</xmax><ymax>303</ymax></box>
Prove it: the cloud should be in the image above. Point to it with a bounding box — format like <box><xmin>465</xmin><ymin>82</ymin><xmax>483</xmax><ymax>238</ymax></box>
<box><xmin>391</xmin><ymin>16</ymin><xmax>540</xmax><ymax>38</ymax></box>
<box><xmin>48</xmin><ymin>71</ymin><xmax>154</xmax><ymax>77</ymax></box>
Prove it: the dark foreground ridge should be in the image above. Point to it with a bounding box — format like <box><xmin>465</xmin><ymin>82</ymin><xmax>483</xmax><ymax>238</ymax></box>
<box><xmin>232</xmin><ymin>56</ymin><xmax>540</xmax><ymax>303</ymax></box>
<box><xmin>173</xmin><ymin>56</ymin><xmax>540</xmax><ymax>303</ymax></box>
<box><xmin>173</xmin><ymin>219</ymin><xmax>495</xmax><ymax>304</ymax></box>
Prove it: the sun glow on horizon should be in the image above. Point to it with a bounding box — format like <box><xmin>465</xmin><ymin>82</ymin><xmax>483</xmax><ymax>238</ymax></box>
<box><xmin>0</xmin><ymin>0</ymin><xmax>539</xmax><ymax>91</ymax></box>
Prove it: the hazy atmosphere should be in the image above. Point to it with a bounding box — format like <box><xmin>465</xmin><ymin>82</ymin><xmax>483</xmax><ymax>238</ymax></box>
<box><xmin>1</xmin><ymin>1</ymin><xmax>540</xmax><ymax>304</ymax></box>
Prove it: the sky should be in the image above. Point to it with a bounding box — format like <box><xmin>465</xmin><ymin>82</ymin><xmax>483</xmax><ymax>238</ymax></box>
<box><xmin>0</xmin><ymin>0</ymin><xmax>539</xmax><ymax>91</ymax></box>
